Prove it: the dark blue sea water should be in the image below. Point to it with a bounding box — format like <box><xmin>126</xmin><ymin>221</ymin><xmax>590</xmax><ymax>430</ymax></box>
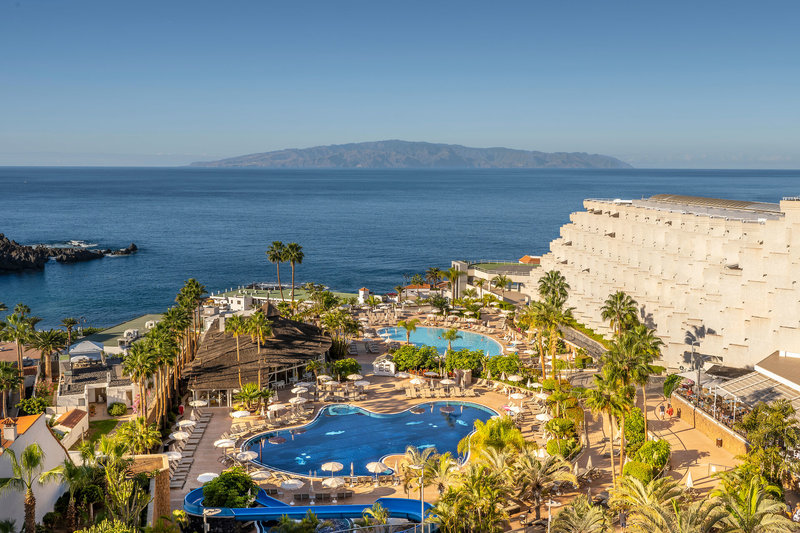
<box><xmin>2</xmin><ymin>167</ymin><xmax>800</xmax><ymax>328</ymax></box>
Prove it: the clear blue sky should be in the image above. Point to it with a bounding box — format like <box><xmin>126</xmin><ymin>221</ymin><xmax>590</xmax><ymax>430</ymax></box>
<box><xmin>1</xmin><ymin>0</ymin><xmax>799</xmax><ymax>167</ymax></box>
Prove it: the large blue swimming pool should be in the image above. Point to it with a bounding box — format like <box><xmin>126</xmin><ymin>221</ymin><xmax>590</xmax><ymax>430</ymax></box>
<box><xmin>378</xmin><ymin>326</ymin><xmax>503</xmax><ymax>356</ymax></box>
<box><xmin>244</xmin><ymin>402</ymin><xmax>495</xmax><ymax>477</ymax></box>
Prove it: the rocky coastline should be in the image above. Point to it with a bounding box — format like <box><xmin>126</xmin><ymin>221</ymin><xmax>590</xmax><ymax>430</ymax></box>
<box><xmin>0</xmin><ymin>234</ymin><xmax>138</xmax><ymax>273</ymax></box>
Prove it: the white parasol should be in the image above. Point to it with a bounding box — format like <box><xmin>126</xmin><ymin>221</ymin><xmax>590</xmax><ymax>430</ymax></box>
<box><xmin>189</xmin><ymin>400</ymin><xmax>208</xmax><ymax>407</ymax></box>
<box><xmin>296</xmin><ymin>381</ymin><xmax>314</xmax><ymax>388</ymax></box>
<box><xmin>347</xmin><ymin>374</ymin><xmax>363</xmax><ymax>381</ymax></box>
<box><xmin>440</xmin><ymin>378</ymin><xmax>456</xmax><ymax>386</ymax></box>
<box><xmin>176</xmin><ymin>420</ymin><xmax>196</xmax><ymax>429</ymax></box>
<box><xmin>268</xmin><ymin>403</ymin><xmax>286</xmax><ymax>411</ymax></box>
<box><xmin>250</xmin><ymin>470</ymin><xmax>272</xmax><ymax>481</ymax></box>
<box><xmin>317</xmin><ymin>375</ymin><xmax>333</xmax><ymax>381</ymax></box>
<box><xmin>410</xmin><ymin>378</ymin><xmax>424</xmax><ymax>386</ymax></box>
<box><xmin>536</xmin><ymin>413</ymin><xmax>553</xmax><ymax>422</ymax></box>
<box><xmin>510</xmin><ymin>392</ymin><xmax>526</xmax><ymax>400</ymax></box>
<box><xmin>169</xmin><ymin>431</ymin><xmax>189</xmax><ymax>441</ymax></box>
<box><xmin>213</xmin><ymin>439</ymin><xmax>235</xmax><ymax>448</ymax></box>
<box><xmin>236</xmin><ymin>451</ymin><xmax>258</xmax><ymax>462</ymax></box>
<box><xmin>530</xmin><ymin>382</ymin><xmax>542</xmax><ymax>389</ymax></box>
<box><xmin>507</xmin><ymin>374</ymin><xmax>523</xmax><ymax>382</ymax></box>
<box><xmin>165</xmin><ymin>451</ymin><xmax>182</xmax><ymax>462</ymax></box>
<box><xmin>685</xmin><ymin>471</ymin><xmax>694</xmax><ymax>489</ymax></box>
<box><xmin>197</xmin><ymin>473</ymin><xmax>219</xmax><ymax>483</ymax></box>
<box><xmin>396</xmin><ymin>372</ymin><xmax>410</xmax><ymax>378</ymax></box>
<box><xmin>289</xmin><ymin>397</ymin><xmax>307</xmax><ymax>405</ymax></box>
<box><xmin>281</xmin><ymin>479</ymin><xmax>304</xmax><ymax>490</ymax></box>
<box><xmin>322</xmin><ymin>477</ymin><xmax>345</xmax><ymax>489</ymax></box>
<box><xmin>231</xmin><ymin>410</ymin><xmax>250</xmax><ymax>418</ymax></box>
<box><xmin>535</xmin><ymin>392</ymin><xmax>550</xmax><ymax>400</ymax></box>
<box><xmin>321</xmin><ymin>461</ymin><xmax>343</xmax><ymax>478</ymax></box>
<box><xmin>423</xmin><ymin>371</ymin><xmax>439</xmax><ymax>377</ymax></box>
<box><xmin>354</xmin><ymin>380</ymin><xmax>371</xmax><ymax>387</ymax></box>
<box><xmin>291</xmin><ymin>387</ymin><xmax>308</xmax><ymax>395</ymax></box>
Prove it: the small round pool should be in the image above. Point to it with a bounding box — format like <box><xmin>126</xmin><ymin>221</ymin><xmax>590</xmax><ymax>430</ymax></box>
<box><xmin>244</xmin><ymin>402</ymin><xmax>495</xmax><ymax>477</ymax></box>
<box><xmin>378</xmin><ymin>325</ymin><xmax>503</xmax><ymax>356</ymax></box>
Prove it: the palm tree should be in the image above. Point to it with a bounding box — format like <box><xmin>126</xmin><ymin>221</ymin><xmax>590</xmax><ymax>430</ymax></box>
<box><xmin>441</xmin><ymin>328</ymin><xmax>461</xmax><ymax>354</ymax></box>
<box><xmin>443</xmin><ymin>267</ymin><xmax>463</xmax><ymax>302</ymax></box>
<box><xmin>394</xmin><ymin>285</ymin><xmax>404</xmax><ymax>303</ymax></box>
<box><xmin>122</xmin><ymin>342</ymin><xmax>157</xmax><ymax>417</ymax></box>
<box><xmin>60</xmin><ymin>317</ymin><xmax>78</xmax><ymax>348</ymax></box>
<box><xmin>362</xmin><ymin>502</ymin><xmax>390</xmax><ymax>526</ymax></box>
<box><xmin>247</xmin><ymin>311</ymin><xmax>273</xmax><ymax>388</ymax></box>
<box><xmin>585</xmin><ymin>372</ymin><xmax>625</xmax><ymax>488</ymax></box>
<box><xmin>0</xmin><ymin>443</ymin><xmax>58</xmax><ymax>533</ymax></box>
<box><xmin>631</xmin><ymin>498</ymin><xmax>726</xmax><ymax>533</ymax></box>
<box><xmin>30</xmin><ymin>329</ymin><xmax>66</xmax><ymax>382</ymax></box>
<box><xmin>492</xmin><ymin>275</ymin><xmax>511</xmax><ymax>300</ymax></box>
<box><xmin>425</xmin><ymin>267</ymin><xmax>442</xmax><ymax>292</ymax></box>
<box><xmin>397</xmin><ymin>318</ymin><xmax>419</xmax><ymax>345</ymax></box>
<box><xmin>713</xmin><ymin>476</ymin><xmax>793</xmax><ymax>533</ymax></box>
<box><xmin>266</xmin><ymin>241</ymin><xmax>287</xmax><ymax>302</ymax></box>
<box><xmin>627</xmin><ymin>324</ymin><xmax>665</xmax><ymax>441</ymax></box>
<box><xmin>514</xmin><ymin>450</ymin><xmax>577</xmax><ymax>520</ymax></box>
<box><xmin>225</xmin><ymin>315</ymin><xmax>247</xmax><ymax>388</ymax></box>
<box><xmin>474</xmin><ymin>278</ymin><xmax>486</xmax><ymax>299</ymax></box>
<box><xmin>2</xmin><ymin>311</ymin><xmax>33</xmax><ymax>399</ymax></box>
<box><xmin>0</xmin><ymin>362</ymin><xmax>22</xmax><ymax>418</ymax></box>
<box><xmin>663</xmin><ymin>374</ymin><xmax>682</xmax><ymax>403</ymax></box>
<box><xmin>601</xmin><ymin>291</ymin><xmax>639</xmax><ymax>338</ymax></box>
<box><xmin>552</xmin><ymin>495</ymin><xmax>608</xmax><ymax>533</ymax></box>
<box><xmin>457</xmin><ymin>416</ymin><xmax>525</xmax><ymax>456</ymax></box>
<box><xmin>426</xmin><ymin>452</ymin><xmax>458</xmax><ymax>495</ymax></box>
<box><xmin>538</xmin><ymin>270</ymin><xmax>570</xmax><ymax>305</ymax></box>
<box><xmin>40</xmin><ymin>460</ymin><xmax>94</xmax><ymax>530</ymax></box>
<box><xmin>116</xmin><ymin>417</ymin><xmax>161</xmax><ymax>454</ymax></box>
<box><xmin>284</xmin><ymin>242</ymin><xmax>304</xmax><ymax>304</ymax></box>
<box><xmin>610</xmin><ymin>476</ymin><xmax>684</xmax><ymax>511</ymax></box>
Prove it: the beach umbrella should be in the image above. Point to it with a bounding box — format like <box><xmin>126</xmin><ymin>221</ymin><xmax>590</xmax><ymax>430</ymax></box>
<box><xmin>213</xmin><ymin>439</ymin><xmax>235</xmax><ymax>448</ymax></box>
<box><xmin>250</xmin><ymin>470</ymin><xmax>272</xmax><ymax>481</ymax></box>
<box><xmin>176</xmin><ymin>420</ymin><xmax>196</xmax><ymax>429</ymax></box>
<box><xmin>236</xmin><ymin>451</ymin><xmax>258</xmax><ymax>462</ymax></box>
<box><xmin>317</xmin><ymin>375</ymin><xmax>333</xmax><ymax>381</ymax></box>
<box><xmin>366</xmin><ymin>461</ymin><xmax>388</xmax><ymax>484</ymax></box>
<box><xmin>536</xmin><ymin>413</ymin><xmax>552</xmax><ymax>422</ymax></box>
<box><xmin>510</xmin><ymin>392</ymin><xmax>526</xmax><ymax>401</ymax></box>
<box><xmin>347</xmin><ymin>374</ymin><xmax>363</xmax><ymax>381</ymax></box>
<box><xmin>530</xmin><ymin>382</ymin><xmax>542</xmax><ymax>389</ymax></box>
<box><xmin>289</xmin><ymin>397</ymin><xmax>307</xmax><ymax>405</ymax></box>
<box><xmin>354</xmin><ymin>380</ymin><xmax>371</xmax><ymax>387</ymax></box>
<box><xmin>507</xmin><ymin>374</ymin><xmax>522</xmax><ymax>382</ymax></box>
<box><xmin>197</xmin><ymin>473</ymin><xmax>219</xmax><ymax>483</ymax></box>
<box><xmin>231</xmin><ymin>410</ymin><xmax>250</xmax><ymax>418</ymax></box>
<box><xmin>165</xmin><ymin>451</ymin><xmax>182</xmax><ymax>462</ymax></box>
<box><xmin>507</xmin><ymin>405</ymin><xmax>522</xmax><ymax>415</ymax></box>
<box><xmin>440</xmin><ymin>379</ymin><xmax>456</xmax><ymax>386</ymax></box>
<box><xmin>685</xmin><ymin>471</ymin><xmax>694</xmax><ymax>489</ymax></box>
<box><xmin>189</xmin><ymin>400</ymin><xmax>208</xmax><ymax>407</ymax></box>
<box><xmin>396</xmin><ymin>372</ymin><xmax>410</xmax><ymax>378</ymax></box>
<box><xmin>536</xmin><ymin>392</ymin><xmax>550</xmax><ymax>401</ymax></box>
<box><xmin>296</xmin><ymin>381</ymin><xmax>315</xmax><ymax>388</ymax></box>
<box><xmin>322</xmin><ymin>477</ymin><xmax>345</xmax><ymax>489</ymax></box>
<box><xmin>586</xmin><ymin>456</ymin><xmax>593</xmax><ymax>470</ymax></box>
<box><xmin>440</xmin><ymin>405</ymin><xmax>455</xmax><ymax>414</ymax></box>
<box><xmin>268</xmin><ymin>403</ymin><xmax>286</xmax><ymax>411</ymax></box>
<box><xmin>423</xmin><ymin>371</ymin><xmax>439</xmax><ymax>377</ymax></box>
<box><xmin>321</xmin><ymin>461</ymin><xmax>343</xmax><ymax>478</ymax></box>
<box><xmin>291</xmin><ymin>387</ymin><xmax>308</xmax><ymax>395</ymax></box>
<box><xmin>169</xmin><ymin>431</ymin><xmax>189</xmax><ymax>441</ymax></box>
<box><xmin>268</xmin><ymin>436</ymin><xmax>287</xmax><ymax>444</ymax></box>
<box><xmin>281</xmin><ymin>479</ymin><xmax>304</xmax><ymax>491</ymax></box>
<box><xmin>410</xmin><ymin>378</ymin><xmax>424</xmax><ymax>386</ymax></box>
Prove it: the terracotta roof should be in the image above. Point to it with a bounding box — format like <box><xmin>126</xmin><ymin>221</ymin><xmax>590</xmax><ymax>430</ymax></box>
<box><xmin>1</xmin><ymin>414</ymin><xmax>42</xmax><ymax>450</ymax></box>
<box><xmin>359</xmin><ymin>287</ymin><xmax>369</xmax><ymax>291</ymax></box>
<box><xmin>405</xmin><ymin>284</ymin><xmax>431</xmax><ymax>290</ymax></box>
<box><xmin>519</xmin><ymin>255</ymin><xmax>541</xmax><ymax>265</ymax></box>
<box><xmin>56</xmin><ymin>409</ymin><xmax>87</xmax><ymax>429</ymax></box>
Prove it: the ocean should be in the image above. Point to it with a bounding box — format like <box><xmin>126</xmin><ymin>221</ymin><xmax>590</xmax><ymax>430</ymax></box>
<box><xmin>2</xmin><ymin>167</ymin><xmax>799</xmax><ymax>329</ymax></box>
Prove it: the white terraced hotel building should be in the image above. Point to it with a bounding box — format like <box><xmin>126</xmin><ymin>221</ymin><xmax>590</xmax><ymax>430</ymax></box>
<box><xmin>530</xmin><ymin>194</ymin><xmax>800</xmax><ymax>369</ymax></box>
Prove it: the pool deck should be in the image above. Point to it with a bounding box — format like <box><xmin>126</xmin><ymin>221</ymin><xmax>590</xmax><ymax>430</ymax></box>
<box><xmin>171</xmin><ymin>310</ymin><xmax>739</xmax><ymax>529</ymax></box>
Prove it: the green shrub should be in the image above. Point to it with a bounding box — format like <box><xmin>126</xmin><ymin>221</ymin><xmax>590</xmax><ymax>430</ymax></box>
<box><xmin>545</xmin><ymin>417</ymin><xmax>576</xmax><ymax>440</ymax></box>
<box><xmin>107</xmin><ymin>402</ymin><xmax>127</xmax><ymax>417</ymax></box>
<box><xmin>331</xmin><ymin>358</ymin><xmax>362</xmax><ymax>380</ymax></box>
<box><xmin>575</xmin><ymin>354</ymin><xmax>593</xmax><ymax>369</ymax></box>
<box><xmin>392</xmin><ymin>345</ymin><xmax>438</xmax><ymax>372</ymax></box>
<box><xmin>445</xmin><ymin>349</ymin><xmax>484</xmax><ymax>375</ymax></box>
<box><xmin>202</xmin><ymin>466</ymin><xmax>258</xmax><ymax>508</ymax></box>
<box><xmin>487</xmin><ymin>353</ymin><xmax>520</xmax><ymax>377</ymax></box>
<box><xmin>546</xmin><ymin>438</ymin><xmax>579</xmax><ymax>459</ymax></box>
<box><xmin>42</xmin><ymin>511</ymin><xmax>60</xmax><ymax>529</ymax></box>
<box><xmin>624</xmin><ymin>407</ymin><xmax>646</xmax><ymax>456</ymax></box>
<box><xmin>17</xmin><ymin>396</ymin><xmax>49</xmax><ymax>415</ymax></box>
<box><xmin>76</xmin><ymin>520</ymin><xmax>136</xmax><ymax>533</ymax></box>
<box><xmin>623</xmin><ymin>460</ymin><xmax>654</xmax><ymax>484</ymax></box>
<box><xmin>635</xmin><ymin>439</ymin><xmax>671</xmax><ymax>472</ymax></box>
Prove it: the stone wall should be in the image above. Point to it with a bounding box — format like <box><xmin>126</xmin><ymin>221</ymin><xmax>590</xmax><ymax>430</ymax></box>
<box><xmin>672</xmin><ymin>394</ymin><xmax>748</xmax><ymax>456</ymax></box>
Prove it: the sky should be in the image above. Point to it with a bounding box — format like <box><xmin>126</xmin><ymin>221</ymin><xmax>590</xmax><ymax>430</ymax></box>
<box><xmin>1</xmin><ymin>0</ymin><xmax>799</xmax><ymax>168</ymax></box>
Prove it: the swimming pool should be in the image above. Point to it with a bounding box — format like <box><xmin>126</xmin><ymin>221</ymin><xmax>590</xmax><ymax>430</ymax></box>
<box><xmin>244</xmin><ymin>402</ymin><xmax>495</xmax><ymax>477</ymax></box>
<box><xmin>378</xmin><ymin>326</ymin><xmax>503</xmax><ymax>356</ymax></box>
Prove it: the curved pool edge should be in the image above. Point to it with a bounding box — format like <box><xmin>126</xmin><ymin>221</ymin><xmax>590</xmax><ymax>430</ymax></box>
<box><xmin>377</xmin><ymin>325</ymin><xmax>504</xmax><ymax>356</ymax></box>
<box><xmin>243</xmin><ymin>401</ymin><xmax>500</xmax><ymax>479</ymax></box>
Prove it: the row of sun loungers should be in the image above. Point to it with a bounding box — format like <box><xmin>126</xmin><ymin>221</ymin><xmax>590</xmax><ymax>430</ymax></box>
<box><xmin>169</xmin><ymin>412</ymin><xmax>212</xmax><ymax>489</ymax></box>
<box><xmin>292</xmin><ymin>491</ymin><xmax>354</xmax><ymax>502</ymax></box>
<box><xmin>404</xmin><ymin>387</ymin><xmax>476</xmax><ymax>399</ymax></box>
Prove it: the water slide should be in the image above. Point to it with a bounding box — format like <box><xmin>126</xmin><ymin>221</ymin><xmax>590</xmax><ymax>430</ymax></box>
<box><xmin>184</xmin><ymin>488</ymin><xmax>433</xmax><ymax>523</ymax></box>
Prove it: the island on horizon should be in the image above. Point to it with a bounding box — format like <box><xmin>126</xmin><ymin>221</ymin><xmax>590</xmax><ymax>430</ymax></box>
<box><xmin>190</xmin><ymin>140</ymin><xmax>631</xmax><ymax>169</ymax></box>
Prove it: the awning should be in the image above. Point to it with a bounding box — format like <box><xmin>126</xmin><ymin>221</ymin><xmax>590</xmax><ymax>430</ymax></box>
<box><xmin>714</xmin><ymin>371</ymin><xmax>800</xmax><ymax>411</ymax></box>
<box><xmin>677</xmin><ymin>369</ymin><xmax>717</xmax><ymax>385</ymax></box>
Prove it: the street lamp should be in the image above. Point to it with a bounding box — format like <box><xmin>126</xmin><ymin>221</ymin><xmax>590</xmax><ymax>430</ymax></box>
<box><xmin>202</xmin><ymin>508</ymin><xmax>222</xmax><ymax>533</ymax></box>
<box><xmin>408</xmin><ymin>464</ymin><xmax>425</xmax><ymax>532</ymax></box>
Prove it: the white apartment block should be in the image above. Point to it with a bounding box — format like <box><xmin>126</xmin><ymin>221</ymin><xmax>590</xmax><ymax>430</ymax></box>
<box><xmin>530</xmin><ymin>194</ymin><xmax>800</xmax><ymax>369</ymax></box>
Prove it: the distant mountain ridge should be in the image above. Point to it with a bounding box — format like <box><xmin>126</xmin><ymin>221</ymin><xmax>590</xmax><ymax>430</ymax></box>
<box><xmin>190</xmin><ymin>140</ymin><xmax>631</xmax><ymax>169</ymax></box>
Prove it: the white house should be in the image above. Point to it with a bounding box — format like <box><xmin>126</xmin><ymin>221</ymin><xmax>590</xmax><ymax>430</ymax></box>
<box><xmin>68</xmin><ymin>340</ymin><xmax>104</xmax><ymax>363</ymax></box>
<box><xmin>52</xmin><ymin>409</ymin><xmax>89</xmax><ymax>449</ymax></box>
<box><xmin>0</xmin><ymin>415</ymin><xmax>68</xmax><ymax>527</ymax></box>
<box><xmin>358</xmin><ymin>287</ymin><xmax>370</xmax><ymax>304</ymax></box>
<box><xmin>55</xmin><ymin>358</ymin><xmax>135</xmax><ymax>414</ymax></box>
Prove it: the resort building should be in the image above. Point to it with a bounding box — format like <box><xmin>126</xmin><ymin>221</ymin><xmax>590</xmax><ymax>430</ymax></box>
<box><xmin>54</xmin><ymin>355</ymin><xmax>135</xmax><ymax>413</ymax></box>
<box><xmin>184</xmin><ymin>304</ymin><xmax>330</xmax><ymax>407</ymax></box>
<box><xmin>531</xmin><ymin>194</ymin><xmax>800</xmax><ymax>369</ymax></box>
<box><xmin>72</xmin><ymin>313</ymin><xmax>163</xmax><ymax>355</ymax></box>
<box><xmin>451</xmin><ymin>259</ymin><xmax>539</xmax><ymax>304</ymax></box>
<box><xmin>0</xmin><ymin>415</ymin><xmax>68</xmax><ymax>527</ymax></box>
<box><xmin>52</xmin><ymin>408</ymin><xmax>89</xmax><ymax>448</ymax></box>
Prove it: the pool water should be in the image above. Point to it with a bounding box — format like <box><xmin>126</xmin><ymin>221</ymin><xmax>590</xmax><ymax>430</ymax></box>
<box><xmin>378</xmin><ymin>326</ymin><xmax>503</xmax><ymax>356</ymax></box>
<box><xmin>244</xmin><ymin>402</ymin><xmax>495</xmax><ymax>477</ymax></box>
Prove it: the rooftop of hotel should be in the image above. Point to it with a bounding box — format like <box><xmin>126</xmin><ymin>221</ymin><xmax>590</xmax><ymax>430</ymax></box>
<box><xmin>64</xmin><ymin>313</ymin><xmax>164</xmax><ymax>357</ymax></box>
<box><xmin>587</xmin><ymin>194</ymin><xmax>787</xmax><ymax>222</ymax></box>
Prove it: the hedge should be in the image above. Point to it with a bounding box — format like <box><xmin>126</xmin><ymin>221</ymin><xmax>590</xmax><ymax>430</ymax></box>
<box><xmin>623</xmin><ymin>460</ymin><xmax>654</xmax><ymax>484</ymax></box>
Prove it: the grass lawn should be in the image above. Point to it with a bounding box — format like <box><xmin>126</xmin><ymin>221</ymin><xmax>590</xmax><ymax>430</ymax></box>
<box><xmin>71</xmin><ymin>419</ymin><xmax>118</xmax><ymax>448</ymax></box>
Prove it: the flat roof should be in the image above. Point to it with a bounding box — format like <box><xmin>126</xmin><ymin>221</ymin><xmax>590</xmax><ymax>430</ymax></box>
<box><xmin>216</xmin><ymin>288</ymin><xmax>358</xmax><ymax>301</ymax></box>
<box><xmin>588</xmin><ymin>194</ymin><xmax>785</xmax><ymax>222</ymax></box>
<box><xmin>646</xmin><ymin>194</ymin><xmax>782</xmax><ymax>214</ymax></box>
<box><xmin>69</xmin><ymin>313</ymin><xmax>163</xmax><ymax>355</ymax></box>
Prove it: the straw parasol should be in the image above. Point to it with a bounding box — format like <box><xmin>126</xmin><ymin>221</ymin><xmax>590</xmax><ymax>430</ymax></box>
<box><xmin>289</xmin><ymin>397</ymin><xmax>307</xmax><ymax>405</ymax></box>
<box><xmin>268</xmin><ymin>403</ymin><xmax>286</xmax><ymax>411</ymax></box>
<box><xmin>317</xmin><ymin>375</ymin><xmax>333</xmax><ymax>381</ymax></box>
<box><xmin>440</xmin><ymin>378</ymin><xmax>456</xmax><ymax>386</ymax></box>
<box><xmin>354</xmin><ymin>380</ymin><xmax>371</xmax><ymax>387</ymax></box>
<box><xmin>197</xmin><ymin>473</ymin><xmax>219</xmax><ymax>483</ymax></box>
<box><xmin>423</xmin><ymin>371</ymin><xmax>439</xmax><ymax>377</ymax></box>
<box><xmin>396</xmin><ymin>372</ymin><xmax>410</xmax><ymax>378</ymax></box>
<box><xmin>291</xmin><ymin>387</ymin><xmax>308</xmax><ymax>395</ymax></box>
<box><xmin>296</xmin><ymin>381</ymin><xmax>315</xmax><ymax>388</ymax></box>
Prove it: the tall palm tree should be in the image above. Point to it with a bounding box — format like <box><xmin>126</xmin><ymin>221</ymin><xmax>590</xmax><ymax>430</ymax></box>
<box><xmin>492</xmin><ymin>275</ymin><xmax>511</xmax><ymax>300</ymax></box>
<box><xmin>425</xmin><ymin>452</ymin><xmax>458</xmax><ymax>495</ymax></box>
<box><xmin>601</xmin><ymin>291</ymin><xmax>639</xmax><ymax>338</ymax></box>
<box><xmin>610</xmin><ymin>476</ymin><xmax>684</xmax><ymax>511</ymax></box>
<box><xmin>0</xmin><ymin>443</ymin><xmax>58</xmax><ymax>533</ymax></box>
<box><xmin>397</xmin><ymin>318</ymin><xmax>419</xmax><ymax>345</ymax></box>
<box><xmin>441</xmin><ymin>328</ymin><xmax>461</xmax><ymax>354</ymax></box>
<box><xmin>538</xmin><ymin>270</ymin><xmax>570</xmax><ymax>305</ymax></box>
<box><xmin>713</xmin><ymin>476</ymin><xmax>792</xmax><ymax>533</ymax></box>
<box><xmin>552</xmin><ymin>495</ymin><xmax>608</xmax><ymax>533</ymax></box>
<box><xmin>60</xmin><ymin>317</ymin><xmax>78</xmax><ymax>348</ymax></box>
<box><xmin>585</xmin><ymin>372</ymin><xmax>625</xmax><ymax>488</ymax></box>
<box><xmin>284</xmin><ymin>242</ymin><xmax>304</xmax><ymax>304</ymax></box>
<box><xmin>627</xmin><ymin>324</ymin><xmax>665</xmax><ymax>441</ymax></box>
<box><xmin>425</xmin><ymin>267</ymin><xmax>442</xmax><ymax>292</ymax></box>
<box><xmin>116</xmin><ymin>416</ymin><xmax>161</xmax><ymax>454</ymax></box>
<box><xmin>30</xmin><ymin>329</ymin><xmax>66</xmax><ymax>382</ymax></box>
<box><xmin>631</xmin><ymin>498</ymin><xmax>726</xmax><ymax>533</ymax></box>
<box><xmin>394</xmin><ymin>285</ymin><xmax>404</xmax><ymax>303</ymax></box>
<box><xmin>40</xmin><ymin>460</ymin><xmax>94</xmax><ymax>530</ymax></box>
<box><xmin>2</xmin><ymin>311</ymin><xmax>33</xmax><ymax>399</ymax></box>
<box><xmin>474</xmin><ymin>278</ymin><xmax>486</xmax><ymax>299</ymax></box>
<box><xmin>266</xmin><ymin>241</ymin><xmax>287</xmax><ymax>301</ymax></box>
<box><xmin>247</xmin><ymin>311</ymin><xmax>273</xmax><ymax>388</ymax></box>
<box><xmin>225</xmin><ymin>315</ymin><xmax>247</xmax><ymax>388</ymax></box>
<box><xmin>0</xmin><ymin>362</ymin><xmax>22</xmax><ymax>418</ymax></box>
<box><xmin>443</xmin><ymin>267</ymin><xmax>463</xmax><ymax>302</ymax></box>
<box><xmin>122</xmin><ymin>342</ymin><xmax>157</xmax><ymax>417</ymax></box>
<box><xmin>514</xmin><ymin>450</ymin><xmax>577</xmax><ymax>520</ymax></box>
